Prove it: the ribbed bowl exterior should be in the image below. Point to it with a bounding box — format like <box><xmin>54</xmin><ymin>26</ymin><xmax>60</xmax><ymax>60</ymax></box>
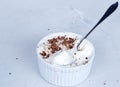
<box><xmin>37</xmin><ymin>55</ymin><xmax>94</xmax><ymax>86</ymax></box>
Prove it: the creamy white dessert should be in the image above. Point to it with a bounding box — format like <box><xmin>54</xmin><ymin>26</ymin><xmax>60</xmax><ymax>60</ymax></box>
<box><xmin>37</xmin><ymin>33</ymin><xmax>94</xmax><ymax>67</ymax></box>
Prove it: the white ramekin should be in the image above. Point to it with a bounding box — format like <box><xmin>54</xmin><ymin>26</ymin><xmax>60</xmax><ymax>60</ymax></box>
<box><xmin>36</xmin><ymin>32</ymin><xmax>95</xmax><ymax>87</ymax></box>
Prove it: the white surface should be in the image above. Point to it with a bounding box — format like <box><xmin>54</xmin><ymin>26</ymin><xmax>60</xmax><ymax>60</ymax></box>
<box><xmin>0</xmin><ymin>0</ymin><xmax>120</xmax><ymax>87</ymax></box>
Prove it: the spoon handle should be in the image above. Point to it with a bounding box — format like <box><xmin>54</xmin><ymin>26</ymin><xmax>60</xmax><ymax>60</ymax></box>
<box><xmin>77</xmin><ymin>2</ymin><xmax>118</xmax><ymax>48</ymax></box>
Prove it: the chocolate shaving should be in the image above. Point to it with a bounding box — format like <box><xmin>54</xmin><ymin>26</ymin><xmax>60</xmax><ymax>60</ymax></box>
<box><xmin>40</xmin><ymin>51</ymin><xmax>46</xmax><ymax>56</ymax></box>
<box><xmin>83</xmin><ymin>61</ymin><xmax>88</xmax><ymax>65</ymax></box>
<box><xmin>40</xmin><ymin>35</ymin><xmax>76</xmax><ymax>58</ymax></box>
<box><xmin>85</xmin><ymin>61</ymin><xmax>88</xmax><ymax>63</ymax></box>
<box><xmin>85</xmin><ymin>57</ymin><xmax>88</xmax><ymax>60</ymax></box>
<box><xmin>46</xmin><ymin>54</ymin><xmax>50</xmax><ymax>58</ymax></box>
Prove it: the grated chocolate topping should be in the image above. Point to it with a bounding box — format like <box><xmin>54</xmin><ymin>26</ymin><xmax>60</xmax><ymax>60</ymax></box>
<box><xmin>40</xmin><ymin>35</ymin><xmax>76</xmax><ymax>58</ymax></box>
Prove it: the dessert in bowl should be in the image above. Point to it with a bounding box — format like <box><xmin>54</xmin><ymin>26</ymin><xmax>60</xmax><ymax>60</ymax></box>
<box><xmin>36</xmin><ymin>32</ymin><xmax>95</xmax><ymax>86</ymax></box>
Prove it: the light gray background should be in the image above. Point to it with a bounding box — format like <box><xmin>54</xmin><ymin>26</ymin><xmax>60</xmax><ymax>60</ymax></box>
<box><xmin>0</xmin><ymin>0</ymin><xmax>120</xmax><ymax>87</ymax></box>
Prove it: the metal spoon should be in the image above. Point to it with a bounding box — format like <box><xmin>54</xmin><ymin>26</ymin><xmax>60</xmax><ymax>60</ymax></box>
<box><xmin>77</xmin><ymin>1</ymin><xmax>118</xmax><ymax>50</ymax></box>
<box><xmin>56</xmin><ymin>2</ymin><xmax>118</xmax><ymax>67</ymax></box>
<box><xmin>66</xmin><ymin>2</ymin><xmax>119</xmax><ymax>66</ymax></box>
